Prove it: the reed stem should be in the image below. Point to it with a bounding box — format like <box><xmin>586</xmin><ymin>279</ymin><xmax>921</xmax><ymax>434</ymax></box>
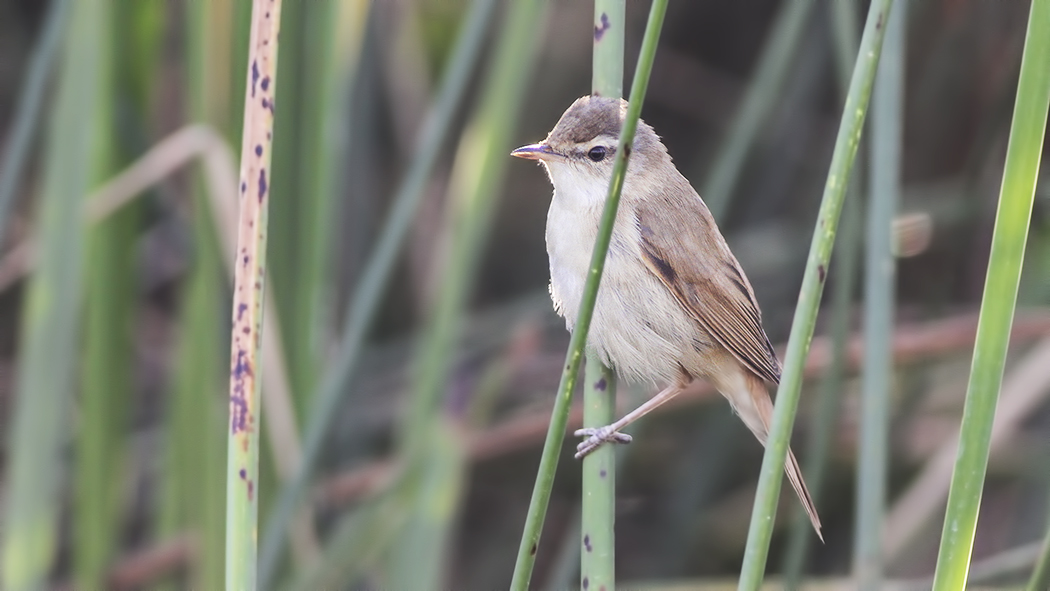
<box><xmin>580</xmin><ymin>1</ymin><xmax>626</xmax><ymax>588</ymax></box>
<box><xmin>0</xmin><ymin>0</ymin><xmax>104</xmax><ymax>586</ymax></box>
<box><xmin>931</xmin><ymin>0</ymin><xmax>1050</xmax><ymax>587</ymax></box>
<box><xmin>224</xmin><ymin>1</ymin><xmax>283</xmax><ymax>587</ymax></box>
<box><xmin>736</xmin><ymin>1</ymin><xmax>895</xmax><ymax>588</ymax></box>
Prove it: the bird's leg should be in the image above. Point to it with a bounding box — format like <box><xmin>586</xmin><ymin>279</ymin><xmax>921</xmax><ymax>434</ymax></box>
<box><xmin>574</xmin><ymin>381</ymin><xmax>688</xmax><ymax>459</ymax></box>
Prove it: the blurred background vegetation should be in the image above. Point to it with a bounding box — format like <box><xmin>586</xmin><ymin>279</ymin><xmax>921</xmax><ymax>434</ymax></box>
<box><xmin>0</xmin><ymin>0</ymin><xmax>1048</xmax><ymax>589</ymax></box>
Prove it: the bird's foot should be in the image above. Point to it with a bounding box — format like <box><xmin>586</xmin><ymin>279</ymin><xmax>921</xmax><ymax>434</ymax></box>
<box><xmin>573</xmin><ymin>426</ymin><xmax>632</xmax><ymax>459</ymax></box>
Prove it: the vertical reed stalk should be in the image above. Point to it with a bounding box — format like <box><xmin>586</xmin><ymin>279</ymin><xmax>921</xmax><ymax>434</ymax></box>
<box><xmin>76</xmin><ymin>4</ymin><xmax>165</xmax><ymax>586</ymax></box>
<box><xmin>510</xmin><ymin>2</ymin><xmax>669</xmax><ymax>589</ymax></box>
<box><xmin>580</xmin><ymin>2</ymin><xmax>625</xmax><ymax>588</ymax></box>
<box><xmin>73</xmin><ymin>2</ymin><xmax>118</xmax><ymax>586</ymax></box>
<box><xmin>295</xmin><ymin>0</ymin><xmax>369</xmax><ymax>407</ymax></box>
<box><xmin>225</xmin><ymin>1</ymin><xmax>283</xmax><ymax>587</ymax></box>
<box><xmin>580</xmin><ymin>352</ymin><xmax>618</xmax><ymax>590</ymax></box>
<box><xmin>592</xmin><ymin>0</ymin><xmax>624</xmax><ymax>99</ymax></box>
<box><xmin>931</xmin><ymin>0</ymin><xmax>1050</xmax><ymax>587</ymax></box>
<box><xmin>736</xmin><ymin>1</ymin><xmax>895</xmax><ymax>588</ymax></box>
<box><xmin>0</xmin><ymin>0</ymin><xmax>105</xmax><ymax>586</ymax></box>
<box><xmin>787</xmin><ymin>8</ymin><xmax>865</xmax><ymax>581</ymax></box>
<box><xmin>854</xmin><ymin>2</ymin><xmax>905</xmax><ymax>589</ymax></box>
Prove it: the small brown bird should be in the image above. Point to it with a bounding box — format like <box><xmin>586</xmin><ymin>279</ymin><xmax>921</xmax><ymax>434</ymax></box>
<box><xmin>511</xmin><ymin>95</ymin><xmax>821</xmax><ymax>537</ymax></box>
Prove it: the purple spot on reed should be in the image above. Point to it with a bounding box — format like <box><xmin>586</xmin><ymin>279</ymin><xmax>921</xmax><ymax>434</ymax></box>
<box><xmin>594</xmin><ymin>13</ymin><xmax>611</xmax><ymax>41</ymax></box>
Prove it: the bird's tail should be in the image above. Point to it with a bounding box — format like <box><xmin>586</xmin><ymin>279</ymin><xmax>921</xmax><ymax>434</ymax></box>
<box><xmin>715</xmin><ymin>370</ymin><xmax>823</xmax><ymax>541</ymax></box>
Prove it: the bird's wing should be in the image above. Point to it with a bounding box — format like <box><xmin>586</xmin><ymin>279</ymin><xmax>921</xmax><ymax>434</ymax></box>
<box><xmin>635</xmin><ymin>187</ymin><xmax>782</xmax><ymax>384</ymax></box>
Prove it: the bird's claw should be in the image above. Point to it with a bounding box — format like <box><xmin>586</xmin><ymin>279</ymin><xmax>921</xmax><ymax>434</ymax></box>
<box><xmin>573</xmin><ymin>426</ymin><xmax>632</xmax><ymax>459</ymax></box>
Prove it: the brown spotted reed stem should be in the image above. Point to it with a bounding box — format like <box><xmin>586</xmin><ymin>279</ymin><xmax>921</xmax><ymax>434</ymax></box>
<box><xmin>225</xmin><ymin>0</ymin><xmax>282</xmax><ymax>588</ymax></box>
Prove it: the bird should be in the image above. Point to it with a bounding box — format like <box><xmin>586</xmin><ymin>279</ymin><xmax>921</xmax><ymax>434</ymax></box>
<box><xmin>511</xmin><ymin>94</ymin><xmax>822</xmax><ymax>538</ymax></box>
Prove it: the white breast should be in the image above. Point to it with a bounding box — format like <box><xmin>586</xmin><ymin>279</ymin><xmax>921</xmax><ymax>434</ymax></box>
<box><xmin>543</xmin><ymin>163</ymin><xmax>698</xmax><ymax>384</ymax></box>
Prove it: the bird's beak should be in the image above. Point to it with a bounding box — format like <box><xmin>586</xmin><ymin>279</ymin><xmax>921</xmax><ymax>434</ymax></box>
<box><xmin>511</xmin><ymin>143</ymin><xmax>558</xmax><ymax>161</ymax></box>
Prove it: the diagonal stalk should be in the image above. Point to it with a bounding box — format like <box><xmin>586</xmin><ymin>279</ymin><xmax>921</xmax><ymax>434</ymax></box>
<box><xmin>931</xmin><ymin>0</ymin><xmax>1050</xmax><ymax>587</ymax></box>
<box><xmin>736</xmin><ymin>0</ymin><xmax>895</xmax><ymax>588</ymax></box>
<box><xmin>1029</xmin><ymin>508</ymin><xmax>1050</xmax><ymax>591</ymax></box>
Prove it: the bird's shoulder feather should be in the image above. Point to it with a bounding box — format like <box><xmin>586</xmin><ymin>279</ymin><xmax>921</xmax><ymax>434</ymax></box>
<box><xmin>634</xmin><ymin>180</ymin><xmax>781</xmax><ymax>384</ymax></box>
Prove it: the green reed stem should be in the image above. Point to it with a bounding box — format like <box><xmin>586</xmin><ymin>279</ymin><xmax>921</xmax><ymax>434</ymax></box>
<box><xmin>509</xmin><ymin>2</ymin><xmax>668</xmax><ymax>588</ymax></box>
<box><xmin>580</xmin><ymin>352</ymin><xmax>618</xmax><ymax>591</ymax></box>
<box><xmin>592</xmin><ymin>0</ymin><xmax>624</xmax><ymax>100</ymax></box>
<box><xmin>0</xmin><ymin>0</ymin><xmax>104</xmax><ymax>587</ymax></box>
<box><xmin>736</xmin><ymin>1</ymin><xmax>894</xmax><ymax>588</ymax></box>
<box><xmin>580</xmin><ymin>1</ymin><xmax>625</xmax><ymax>589</ymax></box>
<box><xmin>854</xmin><ymin>2</ymin><xmax>905</xmax><ymax>589</ymax></box>
<box><xmin>931</xmin><ymin>0</ymin><xmax>1050</xmax><ymax>587</ymax></box>
<box><xmin>782</xmin><ymin>192</ymin><xmax>862</xmax><ymax>587</ymax></box>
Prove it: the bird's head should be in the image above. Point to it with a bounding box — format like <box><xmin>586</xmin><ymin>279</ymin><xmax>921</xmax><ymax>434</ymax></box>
<box><xmin>511</xmin><ymin>95</ymin><xmax>669</xmax><ymax>205</ymax></box>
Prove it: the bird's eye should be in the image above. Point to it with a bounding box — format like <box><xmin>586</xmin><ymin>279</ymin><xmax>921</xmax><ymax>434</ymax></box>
<box><xmin>587</xmin><ymin>146</ymin><xmax>607</xmax><ymax>162</ymax></box>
